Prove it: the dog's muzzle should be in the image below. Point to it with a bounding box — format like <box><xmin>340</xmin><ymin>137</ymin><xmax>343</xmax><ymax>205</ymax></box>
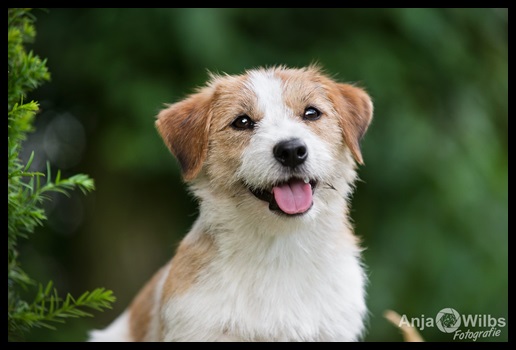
<box><xmin>249</xmin><ymin>138</ymin><xmax>317</xmax><ymax>216</ymax></box>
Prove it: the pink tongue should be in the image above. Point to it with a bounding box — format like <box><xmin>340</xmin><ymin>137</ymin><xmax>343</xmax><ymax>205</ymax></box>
<box><xmin>272</xmin><ymin>179</ymin><xmax>313</xmax><ymax>215</ymax></box>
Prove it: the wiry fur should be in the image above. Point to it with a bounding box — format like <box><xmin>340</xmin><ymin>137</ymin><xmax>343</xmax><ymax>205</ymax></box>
<box><xmin>89</xmin><ymin>65</ymin><xmax>373</xmax><ymax>342</ymax></box>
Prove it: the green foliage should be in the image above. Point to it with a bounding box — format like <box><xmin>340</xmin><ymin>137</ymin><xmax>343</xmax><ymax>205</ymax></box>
<box><xmin>11</xmin><ymin>282</ymin><xmax>114</xmax><ymax>331</ymax></box>
<box><xmin>7</xmin><ymin>8</ymin><xmax>115</xmax><ymax>341</ymax></box>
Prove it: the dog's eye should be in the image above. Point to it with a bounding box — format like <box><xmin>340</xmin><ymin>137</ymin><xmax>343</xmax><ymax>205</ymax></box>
<box><xmin>231</xmin><ymin>115</ymin><xmax>255</xmax><ymax>130</ymax></box>
<box><xmin>303</xmin><ymin>107</ymin><xmax>321</xmax><ymax>121</ymax></box>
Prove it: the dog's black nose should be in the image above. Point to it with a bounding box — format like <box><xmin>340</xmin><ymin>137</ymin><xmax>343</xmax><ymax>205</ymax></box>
<box><xmin>273</xmin><ymin>138</ymin><xmax>308</xmax><ymax>168</ymax></box>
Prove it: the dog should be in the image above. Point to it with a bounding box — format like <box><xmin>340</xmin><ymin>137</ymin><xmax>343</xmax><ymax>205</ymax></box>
<box><xmin>89</xmin><ymin>65</ymin><xmax>373</xmax><ymax>342</ymax></box>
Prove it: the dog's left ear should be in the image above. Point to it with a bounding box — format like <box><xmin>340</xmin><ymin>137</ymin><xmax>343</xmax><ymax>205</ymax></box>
<box><xmin>155</xmin><ymin>87</ymin><xmax>213</xmax><ymax>181</ymax></box>
<box><xmin>332</xmin><ymin>83</ymin><xmax>373</xmax><ymax>165</ymax></box>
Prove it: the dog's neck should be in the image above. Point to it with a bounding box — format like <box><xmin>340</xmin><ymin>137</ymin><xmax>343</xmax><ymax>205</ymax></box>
<box><xmin>186</xmin><ymin>172</ymin><xmax>361</xmax><ymax>261</ymax></box>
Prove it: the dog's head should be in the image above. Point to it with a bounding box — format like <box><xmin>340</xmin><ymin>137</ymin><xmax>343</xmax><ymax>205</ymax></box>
<box><xmin>156</xmin><ymin>66</ymin><xmax>372</xmax><ymax>220</ymax></box>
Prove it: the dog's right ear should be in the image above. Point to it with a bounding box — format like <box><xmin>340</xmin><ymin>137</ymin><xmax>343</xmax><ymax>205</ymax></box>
<box><xmin>155</xmin><ymin>87</ymin><xmax>213</xmax><ymax>181</ymax></box>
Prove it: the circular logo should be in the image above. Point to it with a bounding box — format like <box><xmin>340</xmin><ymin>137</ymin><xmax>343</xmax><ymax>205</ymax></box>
<box><xmin>436</xmin><ymin>308</ymin><xmax>461</xmax><ymax>333</ymax></box>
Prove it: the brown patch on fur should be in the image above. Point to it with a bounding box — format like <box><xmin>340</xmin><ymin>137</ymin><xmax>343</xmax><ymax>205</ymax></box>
<box><xmin>203</xmin><ymin>74</ymin><xmax>258</xmax><ymax>189</ymax></box>
<box><xmin>276</xmin><ymin>66</ymin><xmax>345</xmax><ymax>153</ymax></box>
<box><xmin>262</xmin><ymin>65</ymin><xmax>373</xmax><ymax>165</ymax></box>
<box><xmin>128</xmin><ymin>265</ymin><xmax>167</xmax><ymax>341</ymax></box>
<box><xmin>155</xmin><ymin>87</ymin><xmax>214</xmax><ymax>181</ymax></box>
<box><xmin>328</xmin><ymin>83</ymin><xmax>373</xmax><ymax>165</ymax></box>
<box><xmin>156</xmin><ymin>74</ymin><xmax>253</xmax><ymax>183</ymax></box>
<box><xmin>161</xmin><ymin>232</ymin><xmax>215</xmax><ymax>302</ymax></box>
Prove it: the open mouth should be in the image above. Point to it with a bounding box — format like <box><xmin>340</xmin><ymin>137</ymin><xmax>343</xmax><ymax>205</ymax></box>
<box><xmin>249</xmin><ymin>178</ymin><xmax>317</xmax><ymax>216</ymax></box>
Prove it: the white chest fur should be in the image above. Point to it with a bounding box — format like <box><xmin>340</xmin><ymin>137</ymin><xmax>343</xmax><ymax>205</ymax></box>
<box><xmin>161</xmin><ymin>211</ymin><xmax>367</xmax><ymax>342</ymax></box>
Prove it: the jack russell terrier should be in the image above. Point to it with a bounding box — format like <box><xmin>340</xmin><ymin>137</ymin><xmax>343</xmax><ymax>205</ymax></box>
<box><xmin>90</xmin><ymin>65</ymin><xmax>373</xmax><ymax>341</ymax></box>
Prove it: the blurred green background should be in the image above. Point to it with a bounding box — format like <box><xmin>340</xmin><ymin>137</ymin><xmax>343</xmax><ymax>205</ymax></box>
<box><xmin>20</xmin><ymin>8</ymin><xmax>507</xmax><ymax>341</ymax></box>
